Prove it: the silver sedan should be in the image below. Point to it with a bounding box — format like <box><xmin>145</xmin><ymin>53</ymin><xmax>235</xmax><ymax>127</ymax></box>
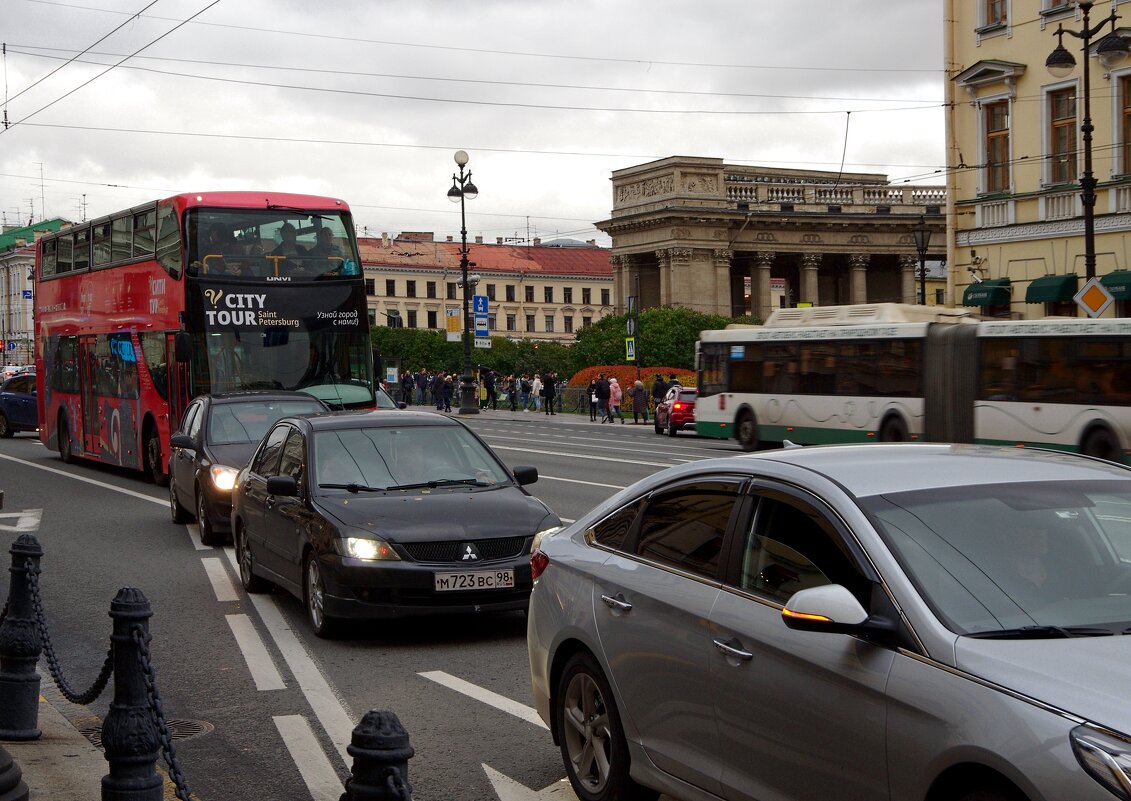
<box><xmin>527</xmin><ymin>443</ymin><xmax>1131</xmax><ymax>801</ymax></box>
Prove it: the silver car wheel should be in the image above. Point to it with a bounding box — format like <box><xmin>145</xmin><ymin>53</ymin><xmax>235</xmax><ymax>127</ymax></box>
<box><xmin>305</xmin><ymin>554</ymin><xmax>335</xmax><ymax>637</ymax></box>
<box><xmin>563</xmin><ymin>671</ymin><xmax>613</xmax><ymax>794</ymax></box>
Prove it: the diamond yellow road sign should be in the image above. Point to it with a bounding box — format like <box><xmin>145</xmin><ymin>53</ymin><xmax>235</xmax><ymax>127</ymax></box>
<box><xmin>1075</xmin><ymin>277</ymin><xmax>1114</xmax><ymax>319</ymax></box>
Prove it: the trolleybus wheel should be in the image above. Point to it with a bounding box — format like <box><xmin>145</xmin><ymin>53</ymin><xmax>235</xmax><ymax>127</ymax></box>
<box><xmin>1082</xmin><ymin>426</ymin><xmax>1121</xmax><ymax>464</ymax></box>
<box><xmin>736</xmin><ymin>411</ymin><xmax>758</xmax><ymax>452</ymax></box>
<box><xmin>880</xmin><ymin>416</ymin><xmax>909</xmax><ymax>442</ymax></box>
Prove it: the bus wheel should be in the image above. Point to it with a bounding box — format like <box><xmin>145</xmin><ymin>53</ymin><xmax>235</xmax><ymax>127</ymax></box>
<box><xmin>58</xmin><ymin>416</ymin><xmax>74</xmax><ymax>463</ymax></box>
<box><xmin>1082</xmin><ymin>427</ymin><xmax>1121</xmax><ymax>463</ymax></box>
<box><xmin>736</xmin><ymin>411</ymin><xmax>758</xmax><ymax>452</ymax></box>
<box><xmin>145</xmin><ymin>426</ymin><xmax>169</xmax><ymax>486</ymax></box>
<box><xmin>880</xmin><ymin>417</ymin><xmax>909</xmax><ymax>442</ymax></box>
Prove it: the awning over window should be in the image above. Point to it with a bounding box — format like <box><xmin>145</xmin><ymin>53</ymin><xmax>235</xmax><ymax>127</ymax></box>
<box><xmin>1025</xmin><ymin>274</ymin><xmax>1079</xmax><ymax>303</ymax></box>
<box><xmin>962</xmin><ymin>278</ymin><xmax>1011</xmax><ymax>307</ymax></box>
<box><xmin>1100</xmin><ymin>270</ymin><xmax>1131</xmax><ymax>301</ymax></box>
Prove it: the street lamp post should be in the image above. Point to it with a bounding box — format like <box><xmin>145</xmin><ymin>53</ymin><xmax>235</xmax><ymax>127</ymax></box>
<box><xmin>912</xmin><ymin>216</ymin><xmax>932</xmax><ymax>305</ymax></box>
<box><xmin>1047</xmin><ymin>0</ymin><xmax>1130</xmax><ymax>281</ymax></box>
<box><xmin>447</xmin><ymin>150</ymin><xmax>479</xmax><ymax>415</ymax></box>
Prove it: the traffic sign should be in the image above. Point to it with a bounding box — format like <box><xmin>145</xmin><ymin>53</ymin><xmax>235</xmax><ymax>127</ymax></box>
<box><xmin>446</xmin><ymin>308</ymin><xmax>461</xmax><ymax>342</ymax></box>
<box><xmin>626</xmin><ymin>317</ymin><xmax>636</xmax><ymax>335</ymax></box>
<box><xmin>474</xmin><ymin>315</ymin><xmax>489</xmax><ymax>336</ymax></box>
<box><xmin>625</xmin><ymin>337</ymin><xmax>636</xmax><ymax>362</ymax></box>
<box><xmin>1075</xmin><ymin>277</ymin><xmax>1114</xmax><ymax>319</ymax></box>
<box><xmin>21</xmin><ymin>290</ymin><xmax>31</xmax><ymax>299</ymax></box>
<box><xmin>474</xmin><ymin>337</ymin><xmax>492</xmax><ymax>349</ymax></box>
<box><xmin>473</xmin><ymin>295</ymin><xmax>489</xmax><ymax>315</ymax></box>
<box><xmin>5</xmin><ymin>341</ymin><xmax>15</xmax><ymax>352</ymax></box>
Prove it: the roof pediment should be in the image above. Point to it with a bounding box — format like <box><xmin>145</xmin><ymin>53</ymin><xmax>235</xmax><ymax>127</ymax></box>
<box><xmin>953</xmin><ymin>60</ymin><xmax>1027</xmax><ymax>97</ymax></box>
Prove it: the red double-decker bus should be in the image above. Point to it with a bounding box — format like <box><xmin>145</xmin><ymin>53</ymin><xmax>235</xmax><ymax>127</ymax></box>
<box><xmin>34</xmin><ymin>191</ymin><xmax>376</xmax><ymax>484</ymax></box>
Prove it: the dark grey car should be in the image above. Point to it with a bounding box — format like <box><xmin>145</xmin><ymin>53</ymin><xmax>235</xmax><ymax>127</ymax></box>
<box><xmin>528</xmin><ymin>443</ymin><xmax>1131</xmax><ymax>801</ymax></box>
<box><xmin>231</xmin><ymin>410</ymin><xmax>561</xmax><ymax>637</ymax></box>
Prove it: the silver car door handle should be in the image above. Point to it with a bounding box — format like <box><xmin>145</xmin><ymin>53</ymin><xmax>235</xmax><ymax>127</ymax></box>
<box><xmin>713</xmin><ymin>638</ymin><xmax>754</xmax><ymax>661</ymax></box>
<box><xmin>600</xmin><ymin>594</ymin><xmax>632</xmax><ymax>612</ymax></box>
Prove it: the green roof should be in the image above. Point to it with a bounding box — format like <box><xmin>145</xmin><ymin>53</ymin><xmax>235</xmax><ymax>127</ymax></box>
<box><xmin>962</xmin><ymin>278</ymin><xmax>1011</xmax><ymax>307</ymax></box>
<box><xmin>1101</xmin><ymin>270</ymin><xmax>1131</xmax><ymax>301</ymax></box>
<box><xmin>1025</xmin><ymin>273</ymin><xmax>1079</xmax><ymax>303</ymax></box>
<box><xmin>0</xmin><ymin>218</ymin><xmax>70</xmax><ymax>253</ymax></box>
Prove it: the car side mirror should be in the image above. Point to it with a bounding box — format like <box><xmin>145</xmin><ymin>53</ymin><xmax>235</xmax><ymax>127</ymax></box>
<box><xmin>781</xmin><ymin>584</ymin><xmax>885</xmax><ymax>635</ymax></box>
<box><xmin>170</xmin><ymin>433</ymin><xmax>195</xmax><ymax>450</ymax></box>
<box><xmin>266</xmin><ymin>475</ymin><xmax>298</xmax><ymax>497</ymax></box>
<box><xmin>512</xmin><ymin>465</ymin><xmax>538</xmax><ymax>486</ymax></box>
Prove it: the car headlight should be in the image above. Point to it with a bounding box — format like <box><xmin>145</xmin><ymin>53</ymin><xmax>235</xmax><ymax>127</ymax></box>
<box><xmin>531</xmin><ymin>525</ymin><xmax>563</xmax><ymax>554</ymax></box>
<box><xmin>1072</xmin><ymin>725</ymin><xmax>1131</xmax><ymax>800</ymax></box>
<box><xmin>209</xmin><ymin>465</ymin><xmax>240</xmax><ymax>491</ymax></box>
<box><xmin>344</xmin><ymin>536</ymin><xmax>401</xmax><ymax>561</ymax></box>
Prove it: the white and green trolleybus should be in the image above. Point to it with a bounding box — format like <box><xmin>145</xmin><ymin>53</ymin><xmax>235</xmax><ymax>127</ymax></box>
<box><xmin>695</xmin><ymin>303</ymin><xmax>1131</xmax><ymax>464</ymax></box>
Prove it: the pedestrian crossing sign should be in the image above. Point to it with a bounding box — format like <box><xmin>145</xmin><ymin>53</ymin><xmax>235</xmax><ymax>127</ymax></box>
<box><xmin>626</xmin><ymin>337</ymin><xmax>636</xmax><ymax>362</ymax></box>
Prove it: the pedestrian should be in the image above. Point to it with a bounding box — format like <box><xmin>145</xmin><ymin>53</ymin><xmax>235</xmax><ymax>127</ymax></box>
<box><xmin>630</xmin><ymin>379</ymin><xmax>649</xmax><ymax>424</ymax></box>
<box><xmin>401</xmin><ymin>371</ymin><xmax>415</xmax><ymax>406</ymax></box>
<box><xmin>544</xmin><ymin>371</ymin><xmax>557</xmax><ymax>415</ymax></box>
<box><xmin>415</xmin><ymin>370</ymin><xmax>428</xmax><ymax>406</ymax></box>
<box><xmin>595</xmin><ymin>373</ymin><xmax>611</xmax><ymax>422</ymax></box>
<box><xmin>443</xmin><ymin>374</ymin><xmax>454</xmax><ymax>412</ymax></box>
<box><xmin>587</xmin><ymin>377</ymin><xmax>599</xmax><ymax>421</ymax></box>
<box><xmin>650</xmin><ymin>373</ymin><xmax>668</xmax><ymax>418</ymax></box>
<box><xmin>531</xmin><ymin>373</ymin><xmax>545</xmax><ymax>409</ymax></box>
<box><xmin>484</xmin><ymin>369</ymin><xmax>498</xmax><ymax>411</ymax></box>
<box><xmin>508</xmin><ymin>375</ymin><xmax>519</xmax><ymax>411</ymax></box>
<box><xmin>609</xmin><ymin>376</ymin><xmax>624</xmax><ymax>423</ymax></box>
<box><xmin>520</xmin><ymin>374</ymin><xmax>532</xmax><ymax>411</ymax></box>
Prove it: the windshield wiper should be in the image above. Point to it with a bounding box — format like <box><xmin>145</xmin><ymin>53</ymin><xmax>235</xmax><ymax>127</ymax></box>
<box><xmin>318</xmin><ymin>483</ymin><xmax>383</xmax><ymax>493</ymax></box>
<box><xmin>967</xmin><ymin>625</ymin><xmax>1116</xmax><ymax>639</ymax></box>
<box><xmin>386</xmin><ymin>478</ymin><xmax>490</xmax><ymax>491</ymax></box>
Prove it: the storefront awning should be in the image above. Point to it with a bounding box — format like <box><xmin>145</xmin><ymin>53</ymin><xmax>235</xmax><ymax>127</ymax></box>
<box><xmin>962</xmin><ymin>278</ymin><xmax>1011</xmax><ymax>307</ymax></box>
<box><xmin>1100</xmin><ymin>270</ymin><xmax>1131</xmax><ymax>301</ymax></box>
<box><xmin>1025</xmin><ymin>273</ymin><xmax>1079</xmax><ymax>303</ymax></box>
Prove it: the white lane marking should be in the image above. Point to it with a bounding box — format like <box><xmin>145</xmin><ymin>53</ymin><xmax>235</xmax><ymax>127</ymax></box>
<box><xmin>0</xmin><ymin>453</ymin><xmax>165</xmax><ymax>506</ymax></box>
<box><xmin>273</xmin><ymin>715</ymin><xmax>345</xmax><ymax>801</ymax></box>
<box><xmin>248</xmin><ymin>592</ymin><xmax>356</xmax><ymax>764</ymax></box>
<box><xmin>419</xmin><ymin>670</ymin><xmax>547</xmax><ymax>730</ymax></box>
<box><xmin>226</xmin><ymin>614</ymin><xmax>286</xmax><ymax>691</ymax></box>
<box><xmin>187</xmin><ymin>523</ymin><xmax>209</xmax><ymax>550</ymax></box>
<box><xmin>202</xmin><ymin>557</ymin><xmax>239</xmax><ymax>602</ymax></box>
<box><xmin>538</xmin><ymin>475</ymin><xmax>626</xmax><ymax>490</ymax></box>
<box><xmin>489</xmin><ymin>444</ymin><xmax>672</xmax><ymax>468</ymax></box>
<box><xmin>484</xmin><ymin>764</ymin><xmax>576</xmax><ymax>800</ymax></box>
<box><xmin>0</xmin><ymin>509</ymin><xmax>42</xmax><ymax>532</ymax></box>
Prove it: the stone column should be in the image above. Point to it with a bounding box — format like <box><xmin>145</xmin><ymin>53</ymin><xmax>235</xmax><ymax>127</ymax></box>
<box><xmin>656</xmin><ymin>248</ymin><xmax>691</xmax><ymax>307</ymax></box>
<box><xmin>713</xmin><ymin>249</ymin><xmax>733</xmax><ymax>317</ymax></box>
<box><xmin>800</xmin><ymin>253</ymin><xmax>822</xmax><ymax>307</ymax></box>
<box><xmin>609</xmin><ymin>255</ymin><xmax>630</xmax><ymax>313</ymax></box>
<box><xmin>899</xmin><ymin>255</ymin><xmax>918</xmax><ymax>305</ymax></box>
<box><xmin>849</xmin><ymin>253</ymin><xmax>870</xmax><ymax>305</ymax></box>
<box><xmin>654</xmin><ymin>249</ymin><xmax>672</xmax><ymax>307</ymax></box>
<box><xmin>751</xmin><ymin>252</ymin><xmax>775</xmax><ymax>321</ymax></box>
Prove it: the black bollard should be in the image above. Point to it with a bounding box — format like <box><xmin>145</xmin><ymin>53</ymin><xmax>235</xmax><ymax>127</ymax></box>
<box><xmin>101</xmin><ymin>588</ymin><xmax>162</xmax><ymax>801</ymax></box>
<box><xmin>0</xmin><ymin>535</ymin><xmax>43</xmax><ymax>740</ymax></box>
<box><xmin>340</xmin><ymin>710</ymin><xmax>414</xmax><ymax>801</ymax></box>
<box><xmin>0</xmin><ymin>744</ymin><xmax>28</xmax><ymax>801</ymax></box>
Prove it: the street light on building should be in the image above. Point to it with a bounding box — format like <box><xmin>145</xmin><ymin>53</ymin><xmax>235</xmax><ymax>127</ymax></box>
<box><xmin>447</xmin><ymin>150</ymin><xmax>479</xmax><ymax>414</ymax></box>
<box><xmin>912</xmin><ymin>216</ymin><xmax>931</xmax><ymax>305</ymax></box>
<box><xmin>1046</xmin><ymin>0</ymin><xmax>1129</xmax><ymax>281</ymax></box>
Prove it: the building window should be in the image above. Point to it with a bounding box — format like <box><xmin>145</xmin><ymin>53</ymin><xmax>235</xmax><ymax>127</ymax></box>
<box><xmin>544</xmin><ymin>315</ymin><xmax>555</xmax><ymax>333</ymax></box>
<box><xmin>426</xmin><ymin>281</ymin><xmax>437</xmax><ymax>298</ymax></box>
<box><xmin>406</xmin><ymin>280</ymin><xmax>417</xmax><ymax>298</ymax></box>
<box><xmin>525</xmin><ymin>285</ymin><xmax>535</xmax><ymax>302</ymax></box>
<box><xmin>385</xmin><ymin>279</ymin><xmax>396</xmax><ymax>296</ymax></box>
<box><xmin>544</xmin><ymin>286</ymin><xmax>554</xmax><ymax>303</ymax></box>
<box><xmin>506</xmin><ymin>285</ymin><xmax>516</xmax><ymax>302</ymax></box>
<box><xmin>986</xmin><ymin>0</ymin><xmax>1005</xmax><ymax>26</ymax></box>
<box><xmin>583</xmin><ymin>316</ymin><xmax>592</xmax><ymax>328</ymax></box>
<box><xmin>564</xmin><ymin>315</ymin><xmax>574</xmax><ymax>334</ymax></box>
<box><xmin>427</xmin><ymin>310</ymin><xmax>438</xmax><ymax>329</ymax></box>
<box><xmin>367</xmin><ymin>309</ymin><xmax>377</xmax><ymax>326</ymax></box>
<box><xmin>582</xmin><ymin>287</ymin><xmax>592</xmax><ymax>304</ymax></box>
<box><xmin>563</xmin><ymin>287</ymin><xmax>573</xmax><ymax>304</ymax></box>
<box><xmin>364</xmin><ymin>278</ymin><xmax>375</xmax><ymax>296</ymax></box>
<box><xmin>488</xmin><ymin>313</ymin><xmax>496</xmax><ymax>330</ymax></box>
<box><xmin>1122</xmin><ymin>76</ymin><xmax>1131</xmax><ymax>174</ymax></box>
<box><xmin>1050</xmin><ymin>87</ymin><xmax>1077</xmax><ymax>184</ymax></box>
<box><xmin>601</xmin><ymin>289</ymin><xmax>610</xmax><ymax>305</ymax></box>
<box><xmin>407</xmin><ymin>310</ymin><xmax>418</xmax><ymax>328</ymax></box>
<box><xmin>985</xmin><ymin>100</ymin><xmax>1010</xmax><ymax>193</ymax></box>
<box><xmin>447</xmin><ymin>282</ymin><xmax>458</xmax><ymax>299</ymax></box>
<box><xmin>506</xmin><ymin>314</ymin><xmax>516</xmax><ymax>331</ymax></box>
<box><xmin>486</xmin><ymin>283</ymin><xmax>496</xmax><ymax>301</ymax></box>
<box><xmin>526</xmin><ymin>314</ymin><xmax>535</xmax><ymax>332</ymax></box>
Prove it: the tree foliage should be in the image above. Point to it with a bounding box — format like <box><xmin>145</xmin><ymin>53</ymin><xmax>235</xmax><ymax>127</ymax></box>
<box><xmin>572</xmin><ymin>306</ymin><xmax>744</xmax><ymax>371</ymax></box>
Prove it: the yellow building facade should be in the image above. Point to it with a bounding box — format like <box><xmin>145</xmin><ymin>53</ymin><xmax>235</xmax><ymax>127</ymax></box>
<box><xmin>946</xmin><ymin>0</ymin><xmax>1131</xmax><ymax>318</ymax></box>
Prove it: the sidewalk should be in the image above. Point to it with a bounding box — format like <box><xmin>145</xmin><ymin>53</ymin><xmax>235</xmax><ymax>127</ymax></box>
<box><xmin>3</xmin><ymin>686</ymin><xmax>106</xmax><ymax>800</ymax></box>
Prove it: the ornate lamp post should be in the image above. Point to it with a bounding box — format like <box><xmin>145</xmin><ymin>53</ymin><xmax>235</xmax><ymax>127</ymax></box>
<box><xmin>1047</xmin><ymin>1</ymin><xmax>1129</xmax><ymax>281</ymax></box>
<box><xmin>912</xmin><ymin>216</ymin><xmax>932</xmax><ymax>305</ymax></box>
<box><xmin>447</xmin><ymin>150</ymin><xmax>479</xmax><ymax>414</ymax></box>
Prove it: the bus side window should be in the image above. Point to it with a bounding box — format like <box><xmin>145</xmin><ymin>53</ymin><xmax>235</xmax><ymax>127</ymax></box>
<box><xmin>112</xmin><ymin>215</ymin><xmax>133</xmax><ymax>263</ymax></box>
<box><xmin>40</xmin><ymin>238</ymin><xmax>57</xmax><ymax>278</ymax></box>
<box><xmin>156</xmin><ymin>202</ymin><xmax>182</xmax><ymax>278</ymax></box>
<box><xmin>134</xmin><ymin>209</ymin><xmax>156</xmax><ymax>258</ymax></box>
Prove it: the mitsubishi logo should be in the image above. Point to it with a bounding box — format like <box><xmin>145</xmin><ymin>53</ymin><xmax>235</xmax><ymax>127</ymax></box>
<box><xmin>461</xmin><ymin>543</ymin><xmax>480</xmax><ymax>561</ymax></box>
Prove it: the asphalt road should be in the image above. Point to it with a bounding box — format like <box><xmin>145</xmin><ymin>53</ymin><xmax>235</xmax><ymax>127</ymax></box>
<box><xmin>0</xmin><ymin>413</ymin><xmax>740</xmax><ymax>801</ymax></box>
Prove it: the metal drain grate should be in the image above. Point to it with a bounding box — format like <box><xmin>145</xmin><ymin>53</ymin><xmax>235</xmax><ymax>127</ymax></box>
<box><xmin>80</xmin><ymin>718</ymin><xmax>214</xmax><ymax>749</ymax></box>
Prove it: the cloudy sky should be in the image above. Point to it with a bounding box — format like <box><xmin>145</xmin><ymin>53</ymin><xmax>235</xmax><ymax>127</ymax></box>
<box><xmin>1</xmin><ymin>0</ymin><xmax>945</xmax><ymax>247</ymax></box>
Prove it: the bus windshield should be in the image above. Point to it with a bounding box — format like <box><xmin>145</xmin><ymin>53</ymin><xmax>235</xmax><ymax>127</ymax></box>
<box><xmin>185</xmin><ymin>208</ymin><xmax>360</xmax><ymax>281</ymax></box>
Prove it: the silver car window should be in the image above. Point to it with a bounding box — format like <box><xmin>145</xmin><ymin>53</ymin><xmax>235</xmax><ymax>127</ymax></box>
<box><xmin>634</xmin><ymin>480</ymin><xmax>739</xmax><ymax>579</ymax></box>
